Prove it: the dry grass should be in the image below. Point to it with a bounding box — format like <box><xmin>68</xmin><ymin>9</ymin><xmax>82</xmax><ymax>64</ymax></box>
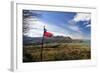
<box><xmin>23</xmin><ymin>43</ymin><xmax>91</xmax><ymax>62</ymax></box>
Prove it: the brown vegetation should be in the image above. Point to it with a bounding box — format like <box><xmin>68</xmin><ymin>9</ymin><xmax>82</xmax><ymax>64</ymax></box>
<box><xmin>23</xmin><ymin>43</ymin><xmax>91</xmax><ymax>62</ymax></box>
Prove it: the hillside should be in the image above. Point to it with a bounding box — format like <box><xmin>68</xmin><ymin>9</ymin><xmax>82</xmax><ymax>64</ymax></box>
<box><xmin>23</xmin><ymin>36</ymin><xmax>73</xmax><ymax>45</ymax></box>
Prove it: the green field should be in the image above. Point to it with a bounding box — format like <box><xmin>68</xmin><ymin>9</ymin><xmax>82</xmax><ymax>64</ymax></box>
<box><xmin>23</xmin><ymin>42</ymin><xmax>91</xmax><ymax>62</ymax></box>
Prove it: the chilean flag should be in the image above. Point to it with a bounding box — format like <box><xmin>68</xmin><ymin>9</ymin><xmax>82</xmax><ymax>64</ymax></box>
<box><xmin>44</xmin><ymin>27</ymin><xmax>53</xmax><ymax>37</ymax></box>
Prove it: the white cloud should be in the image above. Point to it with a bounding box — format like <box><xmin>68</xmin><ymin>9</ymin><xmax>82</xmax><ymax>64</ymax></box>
<box><xmin>67</xmin><ymin>25</ymin><xmax>83</xmax><ymax>39</ymax></box>
<box><xmin>23</xmin><ymin>17</ymin><xmax>70</xmax><ymax>37</ymax></box>
<box><xmin>73</xmin><ymin>13</ymin><xmax>91</xmax><ymax>22</ymax></box>
<box><xmin>68</xmin><ymin>20</ymin><xmax>81</xmax><ymax>33</ymax></box>
<box><xmin>68</xmin><ymin>13</ymin><xmax>90</xmax><ymax>31</ymax></box>
<box><xmin>68</xmin><ymin>25</ymin><xmax>80</xmax><ymax>32</ymax></box>
<box><xmin>63</xmin><ymin>13</ymin><xmax>91</xmax><ymax>39</ymax></box>
<box><xmin>23</xmin><ymin>12</ymin><xmax>91</xmax><ymax>39</ymax></box>
<box><xmin>86</xmin><ymin>24</ymin><xmax>91</xmax><ymax>28</ymax></box>
<box><xmin>67</xmin><ymin>13</ymin><xmax>91</xmax><ymax>32</ymax></box>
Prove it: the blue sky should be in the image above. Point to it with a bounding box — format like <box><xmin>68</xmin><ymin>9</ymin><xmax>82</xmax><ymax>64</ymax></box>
<box><xmin>23</xmin><ymin>10</ymin><xmax>91</xmax><ymax>39</ymax></box>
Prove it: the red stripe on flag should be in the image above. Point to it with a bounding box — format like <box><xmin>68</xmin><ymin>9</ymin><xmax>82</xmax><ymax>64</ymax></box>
<box><xmin>44</xmin><ymin>31</ymin><xmax>53</xmax><ymax>37</ymax></box>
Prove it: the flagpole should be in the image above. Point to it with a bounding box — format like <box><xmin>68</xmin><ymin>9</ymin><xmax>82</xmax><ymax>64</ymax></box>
<box><xmin>41</xmin><ymin>26</ymin><xmax>45</xmax><ymax>61</ymax></box>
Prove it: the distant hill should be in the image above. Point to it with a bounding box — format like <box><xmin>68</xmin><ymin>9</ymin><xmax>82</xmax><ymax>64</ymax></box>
<box><xmin>23</xmin><ymin>36</ymin><xmax>73</xmax><ymax>45</ymax></box>
<box><xmin>23</xmin><ymin>35</ymin><xmax>90</xmax><ymax>45</ymax></box>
